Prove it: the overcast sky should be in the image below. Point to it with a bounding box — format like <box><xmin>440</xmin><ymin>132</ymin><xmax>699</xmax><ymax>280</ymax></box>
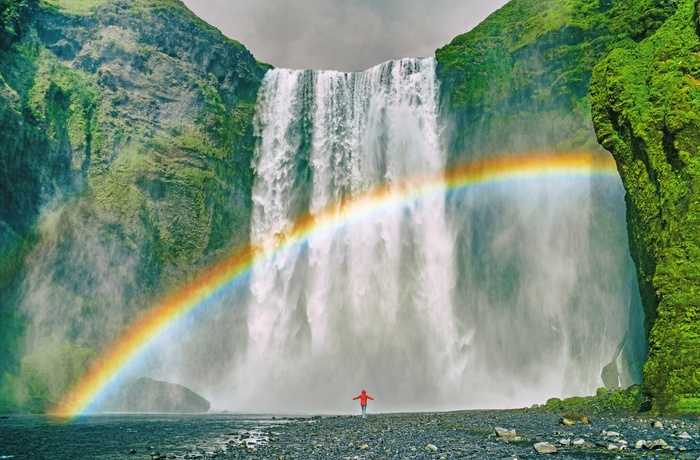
<box><xmin>182</xmin><ymin>0</ymin><xmax>511</xmax><ymax>71</ymax></box>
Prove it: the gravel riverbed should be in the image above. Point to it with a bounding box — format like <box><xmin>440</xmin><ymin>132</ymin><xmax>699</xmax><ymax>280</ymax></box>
<box><xmin>2</xmin><ymin>409</ymin><xmax>700</xmax><ymax>459</ymax></box>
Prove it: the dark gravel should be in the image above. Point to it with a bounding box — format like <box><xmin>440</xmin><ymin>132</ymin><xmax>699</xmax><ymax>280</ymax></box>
<box><xmin>254</xmin><ymin>409</ymin><xmax>700</xmax><ymax>459</ymax></box>
<box><xmin>1</xmin><ymin>409</ymin><xmax>699</xmax><ymax>459</ymax></box>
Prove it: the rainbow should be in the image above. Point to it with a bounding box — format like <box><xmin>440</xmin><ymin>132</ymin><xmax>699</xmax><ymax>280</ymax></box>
<box><xmin>51</xmin><ymin>151</ymin><xmax>619</xmax><ymax>417</ymax></box>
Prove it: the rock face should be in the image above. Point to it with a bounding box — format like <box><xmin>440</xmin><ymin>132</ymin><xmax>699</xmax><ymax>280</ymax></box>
<box><xmin>435</xmin><ymin>0</ymin><xmax>676</xmax><ymax>162</ymax></box>
<box><xmin>102</xmin><ymin>377</ymin><xmax>210</xmax><ymax>413</ymax></box>
<box><xmin>590</xmin><ymin>0</ymin><xmax>700</xmax><ymax>413</ymax></box>
<box><xmin>434</xmin><ymin>0</ymin><xmax>676</xmax><ymax>405</ymax></box>
<box><xmin>0</xmin><ymin>0</ymin><xmax>267</xmax><ymax>413</ymax></box>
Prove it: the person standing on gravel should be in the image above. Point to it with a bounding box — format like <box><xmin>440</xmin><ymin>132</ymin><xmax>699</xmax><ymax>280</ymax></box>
<box><xmin>352</xmin><ymin>390</ymin><xmax>374</xmax><ymax>418</ymax></box>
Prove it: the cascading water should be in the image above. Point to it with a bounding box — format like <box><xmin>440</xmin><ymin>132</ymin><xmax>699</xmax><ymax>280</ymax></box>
<box><xmin>213</xmin><ymin>58</ymin><xmax>644</xmax><ymax>414</ymax></box>
<box><xmin>226</xmin><ymin>59</ymin><xmax>466</xmax><ymax>413</ymax></box>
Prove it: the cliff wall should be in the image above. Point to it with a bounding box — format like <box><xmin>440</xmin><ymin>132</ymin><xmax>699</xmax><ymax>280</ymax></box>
<box><xmin>591</xmin><ymin>0</ymin><xmax>700</xmax><ymax>413</ymax></box>
<box><xmin>0</xmin><ymin>0</ymin><xmax>267</xmax><ymax>412</ymax></box>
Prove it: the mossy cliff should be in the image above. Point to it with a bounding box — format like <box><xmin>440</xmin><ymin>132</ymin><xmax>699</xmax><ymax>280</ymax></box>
<box><xmin>435</xmin><ymin>0</ymin><xmax>676</xmax><ymax>161</ymax></box>
<box><xmin>434</xmin><ymin>0</ymin><xmax>677</xmax><ymax>405</ymax></box>
<box><xmin>0</xmin><ymin>0</ymin><xmax>267</xmax><ymax>412</ymax></box>
<box><xmin>591</xmin><ymin>0</ymin><xmax>700</xmax><ymax>413</ymax></box>
<box><xmin>435</xmin><ymin>0</ymin><xmax>700</xmax><ymax>413</ymax></box>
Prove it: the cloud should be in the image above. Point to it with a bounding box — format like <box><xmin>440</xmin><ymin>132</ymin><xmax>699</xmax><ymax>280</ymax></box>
<box><xmin>182</xmin><ymin>0</ymin><xmax>510</xmax><ymax>71</ymax></box>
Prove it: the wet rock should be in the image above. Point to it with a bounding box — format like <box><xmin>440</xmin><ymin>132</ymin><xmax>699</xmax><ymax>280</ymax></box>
<box><xmin>606</xmin><ymin>442</ymin><xmax>626</xmax><ymax>450</ymax></box>
<box><xmin>652</xmin><ymin>420</ymin><xmax>664</xmax><ymax>429</ymax></box>
<box><xmin>676</xmin><ymin>431</ymin><xmax>692</xmax><ymax>439</ymax></box>
<box><xmin>534</xmin><ymin>442</ymin><xmax>557</xmax><ymax>453</ymax></box>
<box><xmin>563</xmin><ymin>413</ymin><xmax>590</xmax><ymax>424</ymax></box>
<box><xmin>495</xmin><ymin>427</ymin><xmax>516</xmax><ymax>437</ymax></box>
<box><xmin>425</xmin><ymin>443</ymin><xmax>438</xmax><ymax>452</ymax></box>
<box><xmin>101</xmin><ymin>377</ymin><xmax>210</xmax><ymax>413</ymax></box>
<box><xmin>643</xmin><ymin>439</ymin><xmax>669</xmax><ymax>449</ymax></box>
<box><xmin>561</xmin><ymin>417</ymin><xmax>575</xmax><ymax>426</ymax></box>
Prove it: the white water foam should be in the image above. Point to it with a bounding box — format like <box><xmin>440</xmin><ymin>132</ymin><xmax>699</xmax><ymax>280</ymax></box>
<box><xmin>209</xmin><ymin>58</ymin><xmax>642</xmax><ymax>414</ymax></box>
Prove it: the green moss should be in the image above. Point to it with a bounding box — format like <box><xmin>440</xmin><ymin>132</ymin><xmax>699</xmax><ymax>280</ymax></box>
<box><xmin>541</xmin><ymin>385</ymin><xmax>649</xmax><ymax>414</ymax></box>
<box><xmin>19</xmin><ymin>341</ymin><xmax>96</xmax><ymax>410</ymax></box>
<box><xmin>590</xmin><ymin>0</ymin><xmax>700</xmax><ymax>414</ymax></box>
<box><xmin>0</xmin><ymin>0</ymin><xmax>266</xmax><ymax>413</ymax></box>
<box><xmin>435</xmin><ymin>0</ymin><xmax>676</xmax><ymax>159</ymax></box>
<box><xmin>39</xmin><ymin>0</ymin><xmax>105</xmax><ymax>15</ymax></box>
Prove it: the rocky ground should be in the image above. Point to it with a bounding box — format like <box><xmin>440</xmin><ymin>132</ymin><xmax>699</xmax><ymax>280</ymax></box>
<box><xmin>1</xmin><ymin>409</ymin><xmax>700</xmax><ymax>459</ymax></box>
<box><xmin>245</xmin><ymin>409</ymin><xmax>700</xmax><ymax>459</ymax></box>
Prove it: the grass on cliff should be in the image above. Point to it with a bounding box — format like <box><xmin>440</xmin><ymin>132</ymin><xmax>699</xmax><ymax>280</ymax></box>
<box><xmin>39</xmin><ymin>0</ymin><xmax>248</xmax><ymax>50</ymax></box>
<box><xmin>590</xmin><ymin>0</ymin><xmax>700</xmax><ymax>414</ymax></box>
<box><xmin>435</xmin><ymin>0</ymin><xmax>677</xmax><ymax>157</ymax></box>
<box><xmin>540</xmin><ymin>385</ymin><xmax>650</xmax><ymax>415</ymax></box>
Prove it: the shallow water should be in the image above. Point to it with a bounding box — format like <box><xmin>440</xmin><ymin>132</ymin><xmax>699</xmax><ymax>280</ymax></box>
<box><xmin>0</xmin><ymin>413</ymin><xmax>284</xmax><ymax>459</ymax></box>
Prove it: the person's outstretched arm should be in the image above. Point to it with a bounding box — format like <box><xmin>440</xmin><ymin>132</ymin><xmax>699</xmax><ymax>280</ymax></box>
<box><xmin>352</xmin><ymin>395</ymin><xmax>360</xmax><ymax>400</ymax></box>
<box><xmin>368</xmin><ymin>395</ymin><xmax>374</xmax><ymax>400</ymax></box>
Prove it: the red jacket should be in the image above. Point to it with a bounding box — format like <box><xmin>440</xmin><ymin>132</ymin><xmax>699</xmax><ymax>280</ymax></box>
<box><xmin>353</xmin><ymin>390</ymin><xmax>374</xmax><ymax>405</ymax></box>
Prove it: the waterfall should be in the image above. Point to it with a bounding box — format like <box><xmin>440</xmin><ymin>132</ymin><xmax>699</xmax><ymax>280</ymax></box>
<box><xmin>216</xmin><ymin>58</ymin><xmax>643</xmax><ymax>414</ymax></box>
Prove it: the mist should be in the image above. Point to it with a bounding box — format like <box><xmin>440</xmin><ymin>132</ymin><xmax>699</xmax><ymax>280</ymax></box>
<box><xmin>182</xmin><ymin>0</ymin><xmax>511</xmax><ymax>71</ymax></box>
<box><xmin>121</xmin><ymin>58</ymin><xmax>645</xmax><ymax>414</ymax></box>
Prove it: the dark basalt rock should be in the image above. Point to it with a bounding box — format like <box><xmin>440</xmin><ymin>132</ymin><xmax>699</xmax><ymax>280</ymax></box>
<box><xmin>102</xmin><ymin>377</ymin><xmax>210</xmax><ymax>413</ymax></box>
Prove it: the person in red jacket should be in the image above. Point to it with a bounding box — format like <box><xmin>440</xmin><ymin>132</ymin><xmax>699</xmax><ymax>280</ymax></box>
<box><xmin>352</xmin><ymin>390</ymin><xmax>374</xmax><ymax>418</ymax></box>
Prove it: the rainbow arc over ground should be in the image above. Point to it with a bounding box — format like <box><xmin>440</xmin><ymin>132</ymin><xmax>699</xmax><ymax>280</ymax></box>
<box><xmin>51</xmin><ymin>151</ymin><xmax>620</xmax><ymax>417</ymax></box>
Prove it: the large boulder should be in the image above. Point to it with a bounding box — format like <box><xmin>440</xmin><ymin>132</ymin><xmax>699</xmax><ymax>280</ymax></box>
<box><xmin>102</xmin><ymin>377</ymin><xmax>210</xmax><ymax>413</ymax></box>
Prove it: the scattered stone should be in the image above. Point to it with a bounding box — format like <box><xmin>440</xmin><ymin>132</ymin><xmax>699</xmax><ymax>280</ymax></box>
<box><xmin>563</xmin><ymin>412</ymin><xmax>590</xmax><ymax>424</ymax></box>
<box><xmin>425</xmin><ymin>443</ymin><xmax>438</xmax><ymax>452</ymax></box>
<box><xmin>359</xmin><ymin>444</ymin><xmax>369</xmax><ymax>450</ymax></box>
<box><xmin>495</xmin><ymin>427</ymin><xmax>517</xmax><ymax>437</ymax></box>
<box><xmin>558</xmin><ymin>438</ymin><xmax>571</xmax><ymax>446</ymax></box>
<box><xmin>534</xmin><ymin>442</ymin><xmax>557</xmax><ymax>454</ymax></box>
<box><xmin>607</xmin><ymin>442</ymin><xmax>626</xmax><ymax>450</ymax></box>
<box><xmin>561</xmin><ymin>418</ymin><xmax>575</xmax><ymax>426</ymax></box>
<box><xmin>572</xmin><ymin>438</ymin><xmax>585</xmax><ymax>446</ymax></box>
<box><xmin>677</xmin><ymin>431</ymin><xmax>692</xmax><ymax>439</ymax></box>
<box><xmin>643</xmin><ymin>439</ymin><xmax>668</xmax><ymax>450</ymax></box>
<box><xmin>652</xmin><ymin>420</ymin><xmax>664</xmax><ymax>429</ymax></box>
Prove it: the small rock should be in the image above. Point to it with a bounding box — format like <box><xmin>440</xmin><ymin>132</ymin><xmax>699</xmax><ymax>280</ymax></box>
<box><xmin>129</xmin><ymin>449</ymin><xmax>136</xmax><ymax>454</ymax></box>
<box><xmin>561</xmin><ymin>418</ymin><xmax>575</xmax><ymax>426</ymax></box>
<box><xmin>652</xmin><ymin>421</ymin><xmax>663</xmax><ymax>429</ymax></box>
<box><xmin>635</xmin><ymin>440</ymin><xmax>646</xmax><ymax>449</ymax></box>
<box><xmin>534</xmin><ymin>442</ymin><xmax>557</xmax><ymax>454</ymax></box>
<box><xmin>425</xmin><ymin>444</ymin><xmax>438</xmax><ymax>452</ymax></box>
<box><xmin>677</xmin><ymin>431</ymin><xmax>692</xmax><ymax>440</ymax></box>
<box><xmin>607</xmin><ymin>442</ymin><xmax>626</xmax><ymax>450</ymax></box>
<box><xmin>563</xmin><ymin>413</ymin><xmax>590</xmax><ymax>424</ymax></box>
<box><xmin>558</xmin><ymin>439</ymin><xmax>571</xmax><ymax>446</ymax></box>
<box><xmin>643</xmin><ymin>439</ymin><xmax>668</xmax><ymax>450</ymax></box>
<box><xmin>359</xmin><ymin>444</ymin><xmax>369</xmax><ymax>450</ymax></box>
<box><xmin>572</xmin><ymin>439</ymin><xmax>585</xmax><ymax>446</ymax></box>
<box><xmin>495</xmin><ymin>427</ymin><xmax>517</xmax><ymax>437</ymax></box>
